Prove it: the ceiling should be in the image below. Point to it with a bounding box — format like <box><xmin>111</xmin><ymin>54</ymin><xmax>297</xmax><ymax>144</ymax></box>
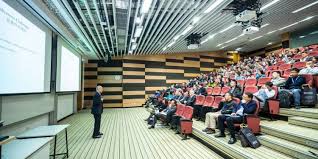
<box><xmin>42</xmin><ymin>0</ymin><xmax>318</xmax><ymax>59</ymax></box>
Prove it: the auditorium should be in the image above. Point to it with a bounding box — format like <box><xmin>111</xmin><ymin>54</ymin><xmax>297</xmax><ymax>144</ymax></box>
<box><xmin>1</xmin><ymin>0</ymin><xmax>318</xmax><ymax>158</ymax></box>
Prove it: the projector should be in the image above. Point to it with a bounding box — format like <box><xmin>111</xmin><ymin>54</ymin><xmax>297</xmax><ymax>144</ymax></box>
<box><xmin>243</xmin><ymin>26</ymin><xmax>259</xmax><ymax>34</ymax></box>
<box><xmin>236</xmin><ymin>10</ymin><xmax>257</xmax><ymax>22</ymax></box>
<box><xmin>187</xmin><ymin>44</ymin><xmax>200</xmax><ymax>49</ymax></box>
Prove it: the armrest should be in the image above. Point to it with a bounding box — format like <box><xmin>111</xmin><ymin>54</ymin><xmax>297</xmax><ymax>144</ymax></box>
<box><xmin>243</xmin><ymin>114</ymin><xmax>258</xmax><ymax>118</ymax></box>
<box><xmin>180</xmin><ymin>118</ymin><xmax>193</xmax><ymax>122</ymax></box>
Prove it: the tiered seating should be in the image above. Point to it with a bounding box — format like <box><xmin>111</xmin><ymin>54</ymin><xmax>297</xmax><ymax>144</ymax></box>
<box><xmin>202</xmin><ymin>96</ymin><xmax>214</xmax><ymax>108</ymax></box>
<box><xmin>293</xmin><ymin>61</ymin><xmax>306</xmax><ymax>69</ymax></box>
<box><xmin>180</xmin><ymin>106</ymin><xmax>194</xmax><ymax>140</ymax></box>
<box><xmin>257</xmin><ymin>77</ymin><xmax>271</xmax><ymax>86</ymax></box>
<box><xmin>211</xmin><ymin>96</ymin><xmax>224</xmax><ymax>109</ymax></box>
<box><xmin>211</xmin><ymin>87</ymin><xmax>221</xmax><ymax>96</ymax></box>
<box><xmin>244</xmin><ymin>86</ymin><xmax>258</xmax><ymax>94</ymax></box>
<box><xmin>206</xmin><ymin>87</ymin><xmax>213</xmax><ymax>95</ymax></box>
<box><xmin>220</xmin><ymin>87</ymin><xmax>230</xmax><ymax>96</ymax></box>
<box><xmin>245</xmin><ymin>79</ymin><xmax>257</xmax><ymax>86</ymax></box>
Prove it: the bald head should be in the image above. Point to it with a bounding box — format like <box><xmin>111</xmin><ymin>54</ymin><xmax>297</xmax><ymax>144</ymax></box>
<box><xmin>96</xmin><ymin>85</ymin><xmax>103</xmax><ymax>94</ymax></box>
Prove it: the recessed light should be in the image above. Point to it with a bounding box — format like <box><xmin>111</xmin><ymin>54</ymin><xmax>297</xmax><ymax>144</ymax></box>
<box><xmin>299</xmin><ymin>36</ymin><xmax>306</xmax><ymax>38</ymax></box>
<box><xmin>267</xmin><ymin>42</ymin><xmax>272</xmax><ymax>45</ymax></box>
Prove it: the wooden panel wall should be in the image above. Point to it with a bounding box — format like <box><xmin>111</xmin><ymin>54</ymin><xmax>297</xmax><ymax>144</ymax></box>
<box><xmin>83</xmin><ymin>52</ymin><xmax>233</xmax><ymax>108</ymax></box>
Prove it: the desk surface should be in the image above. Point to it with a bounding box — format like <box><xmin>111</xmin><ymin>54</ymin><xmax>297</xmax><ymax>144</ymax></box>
<box><xmin>16</xmin><ymin>124</ymin><xmax>69</xmax><ymax>139</ymax></box>
<box><xmin>0</xmin><ymin>136</ymin><xmax>15</xmax><ymax>146</ymax></box>
<box><xmin>2</xmin><ymin>137</ymin><xmax>53</xmax><ymax>159</ymax></box>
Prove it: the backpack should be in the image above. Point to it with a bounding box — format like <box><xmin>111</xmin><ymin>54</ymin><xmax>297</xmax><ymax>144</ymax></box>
<box><xmin>278</xmin><ymin>89</ymin><xmax>293</xmax><ymax>108</ymax></box>
<box><xmin>239</xmin><ymin>127</ymin><xmax>261</xmax><ymax>149</ymax></box>
<box><xmin>301</xmin><ymin>88</ymin><xmax>317</xmax><ymax>106</ymax></box>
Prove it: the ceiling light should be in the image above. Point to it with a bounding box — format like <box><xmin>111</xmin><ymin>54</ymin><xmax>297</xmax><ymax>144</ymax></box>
<box><xmin>219</xmin><ymin>24</ymin><xmax>236</xmax><ymax>33</ymax></box>
<box><xmin>136</xmin><ymin>17</ymin><xmax>143</xmax><ymax>24</ymax></box>
<box><xmin>220</xmin><ymin>46</ymin><xmax>226</xmax><ymax>49</ymax></box>
<box><xmin>131</xmin><ymin>43</ymin><xmax>137</xmax><ymax>50</ymax></box>
<box><xmin>100</xmin><ymin>22</ymin><xmax>107</xmax><ymax>26</ymax></box>
<box><xmin>204</xmin><ymin>0</ymin><xmax>224</xmax><ymax>13</ymax></box>
<box><xmin>249</xmin><ymin>36</ymin><xmax>262</xmax><ymax>41</ymax></box>
<box><xmin>201</xmin><ymin>39</ymin><xmax>208</xmax><ymax>44</ymax></box>
<box><xmin>167</xmin><ymin>41</ymin><xmax>175</xmax><ymax>47</ymax></box>
<box><xmin>267</xmin><ymin>30</ymin><xmax>277</xmax><ymax>35</ymax></box>
<box><xmin>299</xmin><ymin>36</ymin><xmax>306</xmax><ymax>38</ymax></box>
<box><xmin>299</xmin><ymin>16</ymin><xmax>314</xmax><ymax>22</ymax></box>
<box><xmin>116</xmin><ymin>0</ymin><xmax>129</xmax><ymax>9</ymax></box>
<box><xmin>134</xmin><ymin>26</ymin><xmax>143</xmax><ymax>37</ymax></box>
<box><xmin>181</xmin><ymin>25</ymin><xmax>193</xmax><ymax>36</ymax></box>
<box><xmin>163</xmin><ymin>47</ymin><xmax>167</xmax><ymax>51</ymax></box>
<box><xmin>235</xmin><ymin>48</ymin><xmax>242</xmax><ymax>51</ymax></box>
<box><xmin>260</xmin><ymin>0</ymin><xmax>280</xmax><ymax>11</ymax></box>
<box><xmin>278</xmin><ymin>22</ymin><xmax>299</xmax><ymax>30</ymax></box>
<box><xmin>192</xmin><ymin>16</ymin><xmax>201</xmax><ymax>24</ymax></box>
<box><xmin>261</xmin><ymin>23</ymin><xmax>269</xmax><ymax>28</ymax></box>
<box><xmin>267</xmin><ymin>42</ymin><xmax>272</xmax><ymax>45</ymax></box>
<box><xmin>217</xmin><ymin>44</ymin><xmax>222</xmax><ymax>47</ymax></box>
<box><xmin>292</xmin><ymin>1</ymin><xmax>318</xmax><ymax>13</ymax></box>
<box><xmin>310</xmin><ymin>30</ymin><xmax>318</xmax><ymax>35</ymax></box>
<box><xmin>131</xmin><ymin>38</ymin><xmax>136</xmax><ymax>42</ymax></box>
<box><xmin>128</xmin><ymin>50</ymin><xmax>133</xmax><ymax>54</ymax></box>
<box><xmin>141</xmin><ymin>0</ymin><xmax>153</xmax><ymax>14</ymax></box>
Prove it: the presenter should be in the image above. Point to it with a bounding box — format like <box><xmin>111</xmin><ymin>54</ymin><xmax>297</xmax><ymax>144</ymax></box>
<box><xmin>91</xmin><ymin>85</ymin><xmax>104</xmax><ymax>138</ymax></box>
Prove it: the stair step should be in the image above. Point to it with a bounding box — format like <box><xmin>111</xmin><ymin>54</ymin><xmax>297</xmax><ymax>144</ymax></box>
<box><xmin>289</xmin><ymin>116</ymin><xmax>318</xmax><ymax>130</ymax></box>
<box><xmin>261</xmin><ymin>120</ymin><xmax>318</xmax><ymax>149</ymax></box>
<box><xmin>192</xmin><ymin>120</ymin><xmax>292</xmax><ymax>159</ymax></box>
<box><xmin>259</xmin><ymin>135</ymin><xmax>318</xmax><ymax>159</ymax></box>
<box><xmin>280</xmin><ymin>108</ymin><xmax>318</xmax><ymax>119</ymax></box>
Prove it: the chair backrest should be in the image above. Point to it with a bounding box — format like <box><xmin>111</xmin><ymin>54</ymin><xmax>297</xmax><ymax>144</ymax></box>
<box><xmin>212</xmin><ymin>87</ymin><xmax>221</xmax><ymax>96</ymax></box>
<box><xmin>267</xmin><ymin>65</ymin><xmax>278</xmax><ymax>71</ymax></box>
<box><xmin>309</xmin><ymin>45</ymin><xmax>318</xmax><ymax>49</ymax></box>
<box><xmin>233</xmin><ymin>98</ymin><xmax>241</xmax><ymax>105</ymax></box>
<box><xmin>206</xmin><ymin>87</ymin><xmax>213</xmax><ymax>95</ymax></box>
<box><xmin>194</xmin><ymin>95</ymin><xmax>205</xmax><ymax>105</ymax></box>
<box><xmin>220</xmin><ymin>87</ymin><xmax>231</xmax><ymax>96</ymax></box>
<box><xmin>175</xmin><ymin>104</ymin><xmax>185</xmax><ymax>116</ymax></box>
<box><xmin>293</xmin><ymin>62</ymin><xmax>306</xmax><ymax>69</ymax></box>
<box><xmin>309</xmin><ymin>51</ymin><xmax>318</xmax><ymax>57</ymax></box>
<box><xmin>244</xmin><ymin>86</ymin><xmax>259</xmax><ymax>94</ymax></box>
<box><xmin>276</xmin><ymin>61</ymin><xmax>285</xmax><ymax>66</ymax></box>
<box><xmin>283</xmin><ymin>69</ymin><xmax>291</xmax><ymax>77</ymax></box>
<box><xmin>203</xmin><ymin>96</ymin><xmax>214</xmax><ymax>107</ymax></box>
<box><xmin>257</xmin><ymin>77</ymin><xmax>271</xmax><ymax>86</ymax></box>
<box><xmin>279</xmin><ymin>64</ymin><xmax>291</xmax><ymax>70</ymax></box>
<box><xmin>302</xmin><ymin>74</ymin><xmax>314</xmax><ymax>87</ymax></box>
<box><xmin>237</xmin><ymin>80</ymin><xmax>245</xmax><ymax>87</ymax></box>
<box><xmin>211</xmin><ymin>96</ymin><xmax>224</xmax><ymax>108</ymax></box>
<box><xmin>293</xmin><ymin>54</ymin><xmax>303</xmax><ymax>60</ymax></box>
<box><xmin>245</xmin><ymin>79</ymin><xmax>257</xmax><ymax>87</ymax></box>
<box><xmin>182</xmin><ymin>106</ymin><xmax>193</xmax><ymax>120</ymax></box>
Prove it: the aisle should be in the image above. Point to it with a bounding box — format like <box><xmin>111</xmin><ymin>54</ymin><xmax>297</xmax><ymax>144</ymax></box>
<box><xmin>52</xmin><ymin>107</ymin><xmax>223</xmax><ymax>159</ymax></box>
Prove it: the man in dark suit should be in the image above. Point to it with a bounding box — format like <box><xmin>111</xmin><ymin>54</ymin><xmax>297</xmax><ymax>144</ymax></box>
<box><xmin>91</xmin><ymin>85</ymin><xmax>104</xmax><ymax>138</ymax></box>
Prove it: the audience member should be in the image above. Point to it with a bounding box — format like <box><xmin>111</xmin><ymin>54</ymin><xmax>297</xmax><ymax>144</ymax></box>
<box><xmin>284</xmin><ymin>68</ymin><xmax>306</xmax><ymax>109</ymax></box>
<box><xmin>253</xmin><ymin>82</ymin><xmax>276</xmax><ymax>108</ymax></box>
<box><xmin>271</xmin><ymin>71</ymin><xmax>286</xmax><ymax>86</ymax></box>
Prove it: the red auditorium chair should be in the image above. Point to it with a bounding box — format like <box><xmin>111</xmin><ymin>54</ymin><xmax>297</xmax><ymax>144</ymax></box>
<box><xmin>245</xmin><ymin>79</ymin><xmax>257</xmax><ymax>87</ymax></box>
<box><xmin>279</xmin><ymin>64</ymin><xmax>292</xmax><ymax>70</ymax></box>
<box><xmin>267</xmin><ymin>65</ymin><xmax>278</xmax><ymax>71</ymax></box>
<box><xmin>309</xmin><ymin>51</ymin><xmax>318</xmax><ymax>57</ymax></box>
<box><xmin>206</xmin><ymin>87</ymin><xmax>213</xmax><ymax>96</ymax></box>
<box><xmin>202</xmin><ymin>96</ymin><xmax>214</xmax><ymax>108</ymax></box>
<box><xmin>244</xmin><ymin>86</ymin><xmax>258</xmax><ymax>94</ymax></box>
<box><xmin>194</xmin><ymin>95</ymin><xmax>205</xmax><ymax>106</ymax></box>
<box><xmin>237</xmin><ymin>80</ymin><xmax>245</xmax><ymax>87</ymax></box>
<box><xmin>211</xmin><ymin>87</ymin><xmax>221</xmax><ymax>96</ymax></box>
<box><xmin>257</xmin><ymin>77</ymin><xmax>271</xmax><ymax>86</ymax></box>
<box><xmin>309</xmin><ymin>45</ymin><xmax>318</xmax><ymax>49</ymax></box>
<box><xmin>175</xmin><ymin>104</ymin><xmax>186</xmax><ymax>116</ymax></box>
<box><xmin>220</xmin><ymin>87</ymin><xmax>231</xmax><ymax>96</ymax></box>
<box><xmin>276</xmin><ymin>61</ymin><xmax>285</xmax><ymax>66</ymax></box>
<box><xmin>292</xmin><ymin>54</ymin><xmax>303</xmax><ymax>60</ymax></box>
<box><xmin>283</xmin><ymin>69</ymin><xmax>291</xmax><ymax>79</ymax></box>
<box><xmin>211</xmin><ymin>96</ymin><xmax>224</xmax><ymax>109</ymax></box>
<box><xmin>302</xmin><ymin>74</ymin><xmax>314</xmax><ymax>88</ymax></box>
<box><xmin>293</xmin><ymin>62</ymin><xmax>306</xmax><ymax>69</ymax></box>
<box><xmin>180</xmin><ymin>106</ymin><xmax>194</xmax><ymax>140</ymax></box>
<box><xmin>267</xmin><ymin>86</ymin><xmax>280</xmax><ymax>119</ymax></box>
<box><xmin>233</xmin><ymin>97</ymin><xmax>241</xmax><ymax>105</ymax></box>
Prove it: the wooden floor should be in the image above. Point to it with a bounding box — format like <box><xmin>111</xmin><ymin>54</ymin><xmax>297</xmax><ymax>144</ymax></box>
<box><xmin>51</xmin><ymin>107</ymin><xmax>223</xmax><ymax>159</ymax></box>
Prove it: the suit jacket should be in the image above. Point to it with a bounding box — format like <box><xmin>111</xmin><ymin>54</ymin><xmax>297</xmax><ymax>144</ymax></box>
<box><xmin>229</xmin><ymin>86</ymin><xmax>242</xmax><ymax>99</ymax></box>
<box><xmin>91</xmin><ymin>92</ymin><xmax>103</xmax><ymax>115</ymax></box>
<box><xmin>186</xmin><ymin>95</ymin><xmax>196</xmax><ymax>106</ymax></box>
<box><xmin>180</xmin><ymin>96</ymin><xmax>189</xmax><ymax>104</ymax></box>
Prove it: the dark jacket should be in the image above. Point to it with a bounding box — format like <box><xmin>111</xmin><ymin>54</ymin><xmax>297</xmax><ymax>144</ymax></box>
<box><xmin>218</xmin><ymin>100</ymin><xmax>237</xmax><ymax>114</ymax></box>
<box><xmin>241</xmin><ymin>100</ymin><xmax>257</xmax><ymax>114</ymax></box>
<box><xmin>197</xmin><ymin>87</ymin><xmax>207</xmax><ymax>96</ymax></box>
<box><xmin>285</xmin><ymin>76</ymin><xmax>306</xmax><ymax>89</ymax></box>
<box><xmin>180</xmin><ymin>96</ymin><xmax>189</xmax><ymax>104</ymax></box>
<box><xmin>91</xmin><ymin>92</ymin><xmax>103</xmax><ymax>115</ymax></box>
<box><xmin>186</xmin><ymin>95</ymin><xmax>196</xmax><ymax>106</ymax></box>
<box><xmin>229</xmin><ymin>86</ymin><xmax>242</xmax><ymax>99</ymax></box>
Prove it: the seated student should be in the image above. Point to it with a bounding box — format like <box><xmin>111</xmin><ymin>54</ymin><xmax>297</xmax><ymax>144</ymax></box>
<box><xmin>271</xmin><ymin>71</ymin><xmax>286</xmax><ymax>87</ymax></box>
<box><xmin>179</xmin><ymin>91</ymin><xmax>189</xmax><ymax>104</ymax></box>
<box><xmin>149</xmin><ymin>100</ymin><xmax>177</xmax><ymax>129</ymax></box>
<box><xmin>284</xmin><ymin>68</ymin><xmax>306</xmax><ymax>109</ymax></box>
<box><xmin>173</xmin><ymin>90</ymin><xmax>183</xmax><ymax>101</ymax></box>
<box><xmin>197</xmin><ymin>84</ymin><xmax>207</xmax><ymax>96</ymax></box>
<box><xmin>255</xmin><ymin>69</ymin><xmax>266</xmax><ymax>80</ymax></box>
<box><xmin>299</xmin><ymin>61</ymin><xmax>318</xmax><ymax>75</ymax></box>
<box><xmin>253</xmin><ymin>82</ymin><xmax>276</xmax><ymax>108</ymax></box>
<box><xmin>300</xmin><ymin>52</ymin><xmax>312</xmax><ymax>62</ymax></box>
<box><xmin>203</xmin><ymin>93</ymin><xmax>236</xmax><ymax>134</ymax></box>
<box><xmin>215</xmin><ymin>92</ymin><xmax>257</xmax><ymax>144</ymax></box>
<box><xmin>228</xmin><ymin>80</ymin><xmax>242</xmax><ymax>99</ymax></box>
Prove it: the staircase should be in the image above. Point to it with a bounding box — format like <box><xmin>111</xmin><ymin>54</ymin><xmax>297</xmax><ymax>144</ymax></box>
<box><xmin>259</xmin><ymin>108</ymin><xmax>318</xmax><ymax>159</ymax></box>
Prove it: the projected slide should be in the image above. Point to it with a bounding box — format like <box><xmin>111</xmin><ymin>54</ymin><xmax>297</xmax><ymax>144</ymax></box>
<box><xmin>59</xmin><ymin>46</ymin><xmax>81</xmax><ymax>92</ymax></box>
<box><xmin>0</xmin><ymin>0</ymin><xmax>47</xmax><ymax>94</ymax></box>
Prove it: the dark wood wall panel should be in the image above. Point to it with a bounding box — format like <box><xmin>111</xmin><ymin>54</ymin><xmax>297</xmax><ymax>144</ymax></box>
<box><xmin>83</xmin><ymin>52</ymin><xmax>233</xmax><ymax>108</ymax></box>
